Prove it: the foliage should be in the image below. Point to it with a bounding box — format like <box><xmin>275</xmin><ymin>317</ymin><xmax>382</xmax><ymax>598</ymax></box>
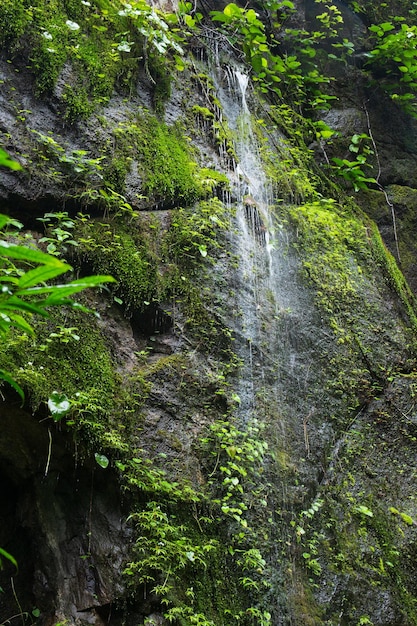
<box><xmin>210</xmin><ymin>1</ymin><xmax>332</xmax><ymax>107</ymax></box>
<box><xmin>0</xmin><ymin>148</ymin><xmax>22</xmax><ymax>170</ymax></box>
<box><xmin>120</xmin><ymin>413</ymin><xmax>272</xmax><ymax>625</ymax></box>
<box><xmin>331</xmin><ymin>133</ymin><xmax>377</xmax><ymax>192</ymax></box>
<box><xmin>37</xmin><ymin>211</ymin><xmax>80</xmax><ymax>257</ymax></box>
<box><xmin>162</xmin><ymin>198</ymin><xmax>230</xmax><ymax>264</ymax></box>
<box><xmin>0</xmin><ymin>212</ymin><xmax>114</xmax><ymax>398</ymax></box>
<box><xmin>211</xmin><ymin>0</ymin><xmax>366</xmax><ymax>113</ymax></box>
<box><xmin>75</xmin><ymin>219</ymin><xmax>157</xmax><ymax>313</ymax></box>
<box><xmin>0</xmin><ymin>546</ymin><xmax>18</xmax><ymax>570</ymax></box>
<box><xmin>366</xmin><ymin>21</ymin><xmax>417</xmax><ymax>116</ymax></box>
<box><xmin>31</xmin><ymin>130</ymin><xmax>104</xmax><ymax>185</ymax></box>
<box><xmin>109</xmin><ymin>115</ymin><xmax>206</xmax><ymax>206</ymax></box>
<box><xmin>117</xmin><ymin>0</ymin><xmax>184</xmax><ymax>57</ymax></box>
<box><xmin>0</xmin><ymin>149</ymin><xmax>115</xmax><ymax>576</ymax></box>
<box><xmin>0</xmin><ymin>0</ymin><xmax>188</xmax><ymax>117</ymax></box>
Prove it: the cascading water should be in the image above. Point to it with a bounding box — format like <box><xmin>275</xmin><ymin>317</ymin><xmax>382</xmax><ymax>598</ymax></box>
<box><xmin>205</xmin><ymin>58</ymin><xmax>336</xmax><ymax>623</ymax></box>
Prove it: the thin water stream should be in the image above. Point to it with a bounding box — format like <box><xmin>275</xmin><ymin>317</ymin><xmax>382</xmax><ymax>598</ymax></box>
<box><xmin>207</xmin><ymin>59</ymin><xmax>331</xmax><ymax>622</ymax></box>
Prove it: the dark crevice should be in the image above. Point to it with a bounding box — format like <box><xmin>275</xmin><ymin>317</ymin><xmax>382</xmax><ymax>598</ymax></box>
<box><xmin>131</xmin><ymin>303</ymin><xmax>173</xmax><ymax>338</ymax></box>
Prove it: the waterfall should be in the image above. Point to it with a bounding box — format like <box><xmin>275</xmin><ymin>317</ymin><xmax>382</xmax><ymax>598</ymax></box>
<box><xmin>208</xmin><ymin>60</ymin><xmax>326</xmax><ymax>623</ymax></box>
<box><xmin>211</xmin><ymin>64</ymin><xmax>281</xmax><ymax>416</ymax></box>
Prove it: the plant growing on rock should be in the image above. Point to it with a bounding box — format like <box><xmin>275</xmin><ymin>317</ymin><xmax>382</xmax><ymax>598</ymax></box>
<box><xmin>331</xmin><ymin>133</ymin><xmax>377</xmax><ymax>192</ymax></box>
<box><xmin>0</xmin><ymin>211</ymin><xmax>115</xmax><ymax>399</ymax></box>
<box><xmin>366</xmin><ymin>21</ymin><xmax>417</xmax><ymax>117</ymax></box>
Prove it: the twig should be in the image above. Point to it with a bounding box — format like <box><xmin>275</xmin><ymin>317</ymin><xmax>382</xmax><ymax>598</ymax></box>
<box><xmin>363</xmin><ymin>101</ymin><xmax>401</xmax><ymax>264</ymax></box>
<box><xmin>10</xmin><ymin>578</ymin><xmax>25</xmax><ymax>626</ymax></box>
<box><xmin>44</xmin><ymin>428</ymin><xmax>52</xmax><ymax>477</ymax></box>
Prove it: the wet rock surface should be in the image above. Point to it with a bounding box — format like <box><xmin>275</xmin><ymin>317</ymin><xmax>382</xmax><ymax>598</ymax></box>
<box><xmin>2</xmin><ymin>2</ymin><xmax>417</xmax><ymax>624</ymax></box>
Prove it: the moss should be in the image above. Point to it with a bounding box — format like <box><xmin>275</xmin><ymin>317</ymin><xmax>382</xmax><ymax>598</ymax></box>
<box><xmin>75</xmin><ymin>219</ymin><xmax>157</xmax><ymax>314</ymax></box>
<box><xmin>161</xmin><ymin>198</ymin><xmax>230</xmax><ymax>265</ymax></box>
<box><xmin>30</xmin><ymin>28</ymin><xmax>68</xmax><ymax>96</ymax></box>
<box><xmin>62</xmin><ymin>84</ymin><xmax>95</xmax><ymax>122</ymax></box>
<box><xmin>3</xmin><ymin>0</ymin><xmax>177</xmax><ymax>118</ymax></box>
<box><xmin>0</xmin><ymin>305</ymin><xmax>116</xmax><ymax>411</ymax></box>
<box><xmin>148</xmin><ymin>53</ymin><xmax>172</xmax><ymax>115</ymax></box>
<box><xmin>288</xmin><ymin>198</ymin><xmax>371</xmax><ymax>314</ymax></box>
<box><xmin>285</xmin><ymin>197</ymin><xmax>417</xmax><ymax>412</ymax></box>
<box><xmin>369</xmin><ymin>222</ymin><xmax>417</xmax><ymax>332</ymax></box>
<box><xmin>255</xmin><ymin>105</ymin><xmax>319</xmax><ymax>203</ymax></box>
<box><xmin>300</xmin><ymin>416</ymin><xmax>417</xmax><ymax>623</ymax></box>
<box><xmin>102</xmin><ymin>156</ymin><xmax>131</xmax><ymax>193</ymax></box>
<box><xmin>111</xmin><ymin>114</ymin><xmax>203</xmax><ymax>206</ymax></box>
<box><xmin>0</xmin><ymin>0</ymin><xmax>29</xmax><ymax>46</ymax></box>
<box><xmin>157</xmin><ymin>198</ymin><xmax>234</xmax><ymax>351</ymax></box>
<box><xmin>191</xmin><ymin>105</ymin><xmax>215</xmax><ymax>119</ymax></box>
<box><xmin>190</xmin><ymin>72</ymin><xmax>238</xmax><ymax>166</ymax></box>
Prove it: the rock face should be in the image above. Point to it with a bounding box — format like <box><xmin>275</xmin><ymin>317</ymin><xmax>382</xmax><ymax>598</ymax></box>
<box><xmin>2</xmin><ymin>1</ymin><xmax>417</xmax><ymax>625</ymax></box>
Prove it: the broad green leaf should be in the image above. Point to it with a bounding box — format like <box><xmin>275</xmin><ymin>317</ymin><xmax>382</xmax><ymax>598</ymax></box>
<box><xmin>246</xmin><ymin>9</ymin><xmax>258</xmax><ymax>23</ymax></box>
<box><xmin>95</xmin><ymin>453</ymin><xmax>109</xmax><ymax>468</ymax></box>
<box><xmin>379</xmin><ymin>22</ymin><xmax>395</xmax><ymax>32</ymax></box>
<box><xmin>0</xmin><ymin>241</ymin><xmax>71</xmax><ymax>269</ymax></box>
<box><xmin>0</xmin><ymin>369</ymin><xmax>24</xmax><ymax>402</ymax></box>
<box><xmin>0</xmin><ymin>214</ymin><xmax>23</xmax><ymax>230</ymax></box>
<box><xmin>17</xmin><ymin>275</ymin><xmax>115</xmax><ymax>301</ymax></box>
<box><xmin>0</xmin><ymin>312</ymin><xmax>34</xmax><ymax>334</ymax></box>
<box><xmin>17</xmin><ymin>263</ymin><xmax>71</xmax><ymax>289</ymax></box>
<box><xmin>0</xmin><ymin>276</ymin><xmax>20</xmax><ymax>286</ymax></box>
<box><xmin>210</xmin><ymin>11</ymin><xmax>228</xmax><ymax>22</ymax></box>
<box><xmin>0</xmin><ymin>297</ymin><xmax>49</xmax><ymax>317</ymax></box>
<box><xmin>48</xmin><ymin>391</ymin><xmax>71</xmax><ymax>420</ymax></box>
<box><xmin>0</xmin><ymin>149</ymin><xmax>22</xmax><ymax>171</ymax></box>
<box><xmin>223</xmin><ymin>3</ymin><xmax>241</xmax><ymax>18</ymax></box>
<box><xmin>354</xmin><ymin>504</ymin><xmax>373</xmax><ymax>517</ymax></box>
<box><xmin>251</xmin><ymin>53</ymin><xmax>264</xmax><ymax>73</ymax></box>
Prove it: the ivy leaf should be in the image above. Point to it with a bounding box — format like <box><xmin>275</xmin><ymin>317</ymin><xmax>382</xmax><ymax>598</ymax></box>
<box><xmin>48</xmin><ymin>391</ymin><xmax>71</xmax><ymax>421</ymax></box>
<box><xmin>95</xmin><ymin>453</ymin><xmax>109</xmax><ymax>469</ymax></box>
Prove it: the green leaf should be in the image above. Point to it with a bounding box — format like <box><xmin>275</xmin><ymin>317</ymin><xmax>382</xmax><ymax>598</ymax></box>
<box><xmin>17</xmin><ymin>263</ymin><xmax>70</xmax><ymax>289</ymax></box>
<box><xmin>379</xmin><ymin>22</ymin><xmax>395</xmax><ymax>32</ymax></box>
<box><xmin>0</xmin><ymin>369</ymin><xmax>24</xmax><ymax>402</ymax></box>
<box><xmin>48</xmin><ymin>391</ymin><xmax>71</xmax><ymax>420</ymax></box>
<box><xmin>210</xmin><ymin>11</ymin><xmax>229</xmax><ymax>22</ymax></box>
<box><xmin>0</xmin><ymin>547</ymin><xmax>18</xmax><ymax>569</ymax></box>
<box><xmin>354</xmin><ymin>504</ymin><xmax>373</xmax><ymax>517</ymax></box>
<box><xmin>400</xmin><ymin>512</ymin><xmax>414</xmax><ymax>525</ymax></box>
<box><xmin>223</xmin><ymin>3</ymin><xmax>241</xmax><ymax>18</ymax></box>
<box><xmin>0</xmin><ymin>312</ymin><xmax>34</xmax><ymax>334</ymax></box>
<box><xmin>17</xmin><ymin>275</ymin><xmax>115</xmax><ymax>305</ymax></box>
<box><xmin>0</xmin><ymin>214</ymin><xmax>23</xmax><ymax>230</ymax></box>
<box><xmin>0</xmin><ymin>297</ymin><xmax>49</xmax><ymax>317</ymax></box>
<box><xmin>0</xmin><ymin>241</ymin><xmax>71</xmax><ymax>269</ymax></box>
<box><xmin>0</xmin><ymin>149</ymin><xmax>22</xmax><ymax>171</ymax></box>
<box><xmin>246</xmin><ymin>9</ymin><xmax>258</xmax><ymax>23</ymax></box>
<box><xmin>95</xmin><ymin>453</ymin><xmax>109</xmax><ymax>469</ymax></box>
